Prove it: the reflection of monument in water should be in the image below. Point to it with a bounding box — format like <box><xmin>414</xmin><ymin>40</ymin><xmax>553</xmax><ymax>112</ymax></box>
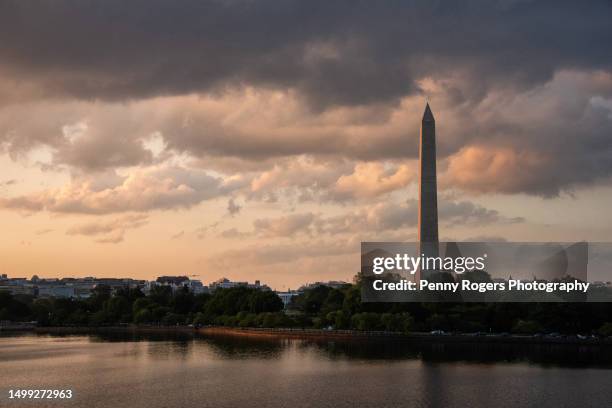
<box><xmin>417</xmin><ymin>103</ymin><xmax>439</xmax><ymax>280</ymax></box>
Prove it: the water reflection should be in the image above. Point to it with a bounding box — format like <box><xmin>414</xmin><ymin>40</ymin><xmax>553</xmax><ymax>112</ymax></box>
<box><xmin>5</xmin><ymin>331</ymin><xmax>612</xmax><ymax>368</ymax></box>
<box><xmin>2</xmin><ymin>332</ymin><xmax>612</xmax><ymax>408</ymax></box>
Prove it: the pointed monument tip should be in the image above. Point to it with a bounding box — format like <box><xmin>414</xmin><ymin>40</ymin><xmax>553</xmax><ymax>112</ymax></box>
<box><xmin>423</xmin><ymin>103</ymin><xmax>434</xmax><ymax>122</ymax></box>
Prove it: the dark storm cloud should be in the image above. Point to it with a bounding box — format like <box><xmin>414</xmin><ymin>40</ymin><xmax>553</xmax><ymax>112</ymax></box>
<box><xmin>0</xmin><ymin>0</ymin><xmax>611</xmax><ymax>197</ymax></box>
<box><xmin>0</xmin><ymin>0</ymin><xmax>610</xmax><ymax>106</ymax></box>
<box><xmin>437</xmin><ymin>71</ymin><xmax>612</xmax><ymax>196</ymax></box>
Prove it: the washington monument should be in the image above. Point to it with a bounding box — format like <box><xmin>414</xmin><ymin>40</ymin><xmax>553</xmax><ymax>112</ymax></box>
<box><xmin>418</xmin><ymin>103</ymin><xmax>439</xmax><ymax>275</ymax></box>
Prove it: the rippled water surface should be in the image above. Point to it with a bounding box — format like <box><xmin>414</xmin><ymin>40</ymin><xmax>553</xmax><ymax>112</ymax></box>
<box><xmin>1</xmin><ymin>332</ymin><xmax>612</xmax><ymax>408</ymax></box>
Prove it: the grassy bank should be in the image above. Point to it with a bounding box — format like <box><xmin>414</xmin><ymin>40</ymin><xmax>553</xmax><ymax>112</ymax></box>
<box><xmin>199</xmin><ymin>326</ymin><xmax>612</xmax><ymax>345</ymax></box>
<box><xmin>0</xmin><ymin>325</ymin><xmax>604</xmax><ymax>346</ymax></box>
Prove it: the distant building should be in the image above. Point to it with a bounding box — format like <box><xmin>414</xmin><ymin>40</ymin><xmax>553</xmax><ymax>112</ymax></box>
<box><xmin>275</xmin><ymin>291</ymin><xmax>299</xmax><ymax>308</ymax></box>
<box><xmin>185</xmin><ymin>279</ymin><xmax>207</xmax><ymax>294</ymax></box>
<box><xmin>156</xmin><ymin>276</ymin><xmax>190</xmax><ymax>285</ymax></box>
<box><xmin>210</xmin><ymin>278</ymin><xmax>245</xmax><ymax>290</ymax></box>
<box><xmin>209</xmin><ymin>278</ymin><xmax>270</xmax><ymax>292</ymax></box>
<box><xmin>148</xmin><ymin>276</ymin><xmax>209</xmax><ymax>294</ymax></box>
<box><xmin>73</xmin><ymin>286</ymin><xmax>94</xmax><ymax>298</ymax></box>
<box><xmin>0</xmin><ymin>275</ymin><xmax>34</xmax><ymax>295</ymax></box>
<box><xmin>93</xmin><ymin>278</ymin><xmax>144</xmax><ymax>292</ymax></box>
<box><xmin>0</xmin><ymin>274</ymin><xmax>144</xmax><ymax>298</ymax></box>
<box><xmin>0</xmin><ymin>283</ymin><xmax>35</xmax><ymax>296</ymax></box>
<box><xmin>1</xmin><ymin>273</ymin><xmax>295</xmax><ymax>301</ymax></box>
<box><xmin>37</xmin><ymin>285</ymin><xmax>75</xmax><ymax>298</ymax></box>
<box><xmin>143</xmin><ymin>280</ymin><xmax>157</xmax><ymax>294</ymax></box>
<box><xmin>297</xmin><ymin>281</ymin><xmax>349</xmax><ymax>292</ymax></box>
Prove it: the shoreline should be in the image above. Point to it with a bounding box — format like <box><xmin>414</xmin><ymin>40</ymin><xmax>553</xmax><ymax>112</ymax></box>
<box><xmin>197</xmin><ymin>327</ymin><xmax>612</xmax><ymax>345</ymax></box>
<box><xmin>7</xmin><ymin>325</ymin><xmax>609</xmax><ymax>346</ymax></box>
<box><xmin>31</xmin><ymin>325</ymin><xmax>195</xmax><ymax>334</ymax></box>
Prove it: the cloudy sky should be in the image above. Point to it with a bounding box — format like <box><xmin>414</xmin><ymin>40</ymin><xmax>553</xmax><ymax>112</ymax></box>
<box><xmin>1</xmin><ymin>0</ymin><xmax>611</xmax><ymax>289</ymax></box>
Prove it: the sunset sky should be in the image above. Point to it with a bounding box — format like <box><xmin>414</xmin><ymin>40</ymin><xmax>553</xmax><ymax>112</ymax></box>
<box><xmin>1</xmin><ymin>1</ymin><xmax>612</xmax><ymax>289</ymax></box>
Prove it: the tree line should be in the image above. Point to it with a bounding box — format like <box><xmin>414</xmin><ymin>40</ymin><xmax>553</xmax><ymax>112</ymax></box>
<box><xmin>1</xmin><ymin>281</ymin><xmax>612</xmax><ymax>336</ymax></box>
<box><xmin>0</xmin><ymin>285</ymin><xmax>284</xmax><ymax>327</ymax></box>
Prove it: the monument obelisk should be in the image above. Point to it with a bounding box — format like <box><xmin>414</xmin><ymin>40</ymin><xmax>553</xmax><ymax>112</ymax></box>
<box><xmin>418</xmin><ymin>103</ymin><xmax>439</xmax><ymax>277</ymax></box>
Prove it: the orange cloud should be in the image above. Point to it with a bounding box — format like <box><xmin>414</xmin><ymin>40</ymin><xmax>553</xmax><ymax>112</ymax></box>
<box><xmin>333</xmin><ymin>162</ymin><xmax>415</xmax><ymax>200</ymax></box>
<box><xmin>442</xmin><ymin>145</ymin><xmax>550</xmax><ymax>194</ymax></box>
<box><xmin>254</xmin><ymin>213</ymin><xmax>316</xmax><ymax>237</ymax></box>
<box><xmin>0</xmin><ymin>166</ymin><xmax>232</xmax><ymax>214</ymax></box>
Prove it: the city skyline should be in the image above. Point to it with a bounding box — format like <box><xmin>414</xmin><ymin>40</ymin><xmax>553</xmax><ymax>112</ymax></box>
<box><xmin>0</xmin><ymin>272</ymin><xmax>347</xmax><ymax>298</ymax></box>
<box><xmin>1</xmin><ymin>2</ymin><xmax>612</xmax><ymax>289</ymax></box>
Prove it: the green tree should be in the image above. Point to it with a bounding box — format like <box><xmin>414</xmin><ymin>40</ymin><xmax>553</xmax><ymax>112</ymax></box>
<box><xmin>89</xmin><ymin>310</ymin><xmax>111</xmax><ymax>326</ymax></box>
<box><xmin>148</xmin><ymin>285</ymin><xmax>173</xmax><ymax>306</ymax></box>
<box><xmin>381</xmin><ymin>313</ymin><xmax>413</xmax><ymax>333</ymax></box>
<box><xmin>238</xmin><ymin>313</ymin><xmax>257</xmax><ymax>327</ymax></box>
<box><xmin>104</xmin><ymin>296</ymin><xmax>131</xmax><ymax>322</ymax></box>
<box><xmin>133</xmin><ymin>297</ymin><xmax>154</xmax><ymax>315</ymax></box>
<box><xmin>31</xmin><ymin>298</ymin><xmax>53</xmax><ymax>326</ymax></box>
<box><xmin>162</xmin><ymin>312</ymin><xmax>184</xmax><ymax>326</ymax></box>
<box><xmin>512</xmin><ymin>319</ymin><xmax>542</xmax><ymax>334</ymax></box>
<box><xmin>0</xmin><ymin>291</ymin><xmax>33</xmax><ymax>321</ymax></box>
<box><xmin>326</xmin><ymin>310</ymin><xmax>350</xmax><ymax>329</ymax></box>
<box><xmin>88</xmin><ymin>285</ymin><xmax>111</xmax><ymax>310</ymax></box>
<box><xmin>351</xmin><ymin>313</ymin><xmax>383</xmax><ymax>331</ymax></box>
<box><xmin>597</xmin><ymin>322</ymin><xmax>612</xmax><ymax>337</ymax></box>
<box><xmin>172</xmin><ymin>287</ymin><xmax>195</xmax><ymax>315</ymax></box>
<box><xmin>134</xmin><ymin>309</ymin><xmax>153</xmax><ymax>324</ymax></box>
<box><xmin>294</xmin><ymin>285</ymin><xmax>332</xmax><ymax>314</ymax></box>
<box><xmin>321</xmin><ymin>288</ymin><xmax>345</xmax><ymax>315</ymax></box>
<box><xmin>342</xmin><ymin>286</ymin><xmax>361</xmax><ymax>315</ymax></box>
<box><xmin>248</xmin><ymin>290</ymin><xmax>283</xmax><ymax>314</ymax></box>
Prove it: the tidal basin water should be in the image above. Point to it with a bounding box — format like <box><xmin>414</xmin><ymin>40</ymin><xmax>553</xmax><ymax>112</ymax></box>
<box><xmin>2</xmin><ymin>332</ymin><xmax>612</xmax><ymax>408</ymax></box>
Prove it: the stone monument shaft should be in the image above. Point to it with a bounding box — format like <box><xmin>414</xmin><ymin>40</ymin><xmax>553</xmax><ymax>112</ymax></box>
<box><xmin>418</xmin><ymin>103</ymin><xmax>439</xmax><ymax>263</ymax></box>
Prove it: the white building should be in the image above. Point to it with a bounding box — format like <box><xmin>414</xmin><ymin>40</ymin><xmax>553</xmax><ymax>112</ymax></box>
<box><xmin>146</xmin><ymin>277</ymin><xmax>209</xmax><ymax>294</ymax></box>
<box><xmin>276</xmin><ymin>291</ymin><xmax>299</xmax><ymax>308</ymax></box>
